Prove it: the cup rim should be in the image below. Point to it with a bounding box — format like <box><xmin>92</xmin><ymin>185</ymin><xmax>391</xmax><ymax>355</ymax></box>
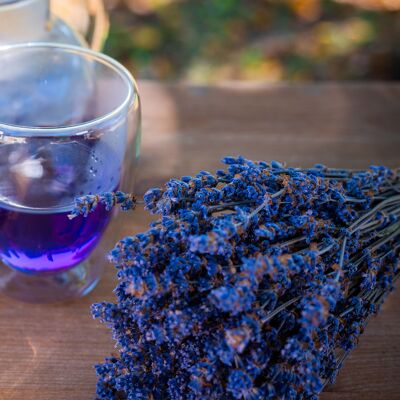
<box><xmin>0</xmin><ymin>0</ymin><xmax>30</xmax><ymax>6</ymax></box>
<box><xmin>0</xmin><ymin>42</ymin><xmax>137</xmax><ymax>138</ymax></box>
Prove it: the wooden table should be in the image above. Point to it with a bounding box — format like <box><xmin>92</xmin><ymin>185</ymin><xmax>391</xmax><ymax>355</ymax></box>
<box><xmin>0</xmin><ymin>82</ymin><xmax>399</xmax><ymax>400</ymax></box>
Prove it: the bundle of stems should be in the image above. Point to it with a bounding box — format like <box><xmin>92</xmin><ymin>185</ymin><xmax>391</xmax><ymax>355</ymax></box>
<box><xmin>72</xmin><ymin>157</ymin><xmax>400</xmax><ymax>400</ymax></box>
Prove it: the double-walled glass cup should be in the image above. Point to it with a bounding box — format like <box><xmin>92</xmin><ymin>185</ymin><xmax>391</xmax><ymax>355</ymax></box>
<box><xmin>0</xmin><ymin>43</ymin><xmax>140</xmax><ymax>303</ymax></box>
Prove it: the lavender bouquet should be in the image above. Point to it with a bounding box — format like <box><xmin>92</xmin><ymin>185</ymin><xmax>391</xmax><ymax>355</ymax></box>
<box><xmin>73</xmin><ymin>157</ymin><xmax>400</xmax><ymax>400</ymax></box>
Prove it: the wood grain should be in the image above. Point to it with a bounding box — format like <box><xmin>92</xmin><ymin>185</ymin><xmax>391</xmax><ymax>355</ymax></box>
<box><xmin>0</xmin><ymin>82</ymin><xmax>399</xmax><ymax>400</ymax></box>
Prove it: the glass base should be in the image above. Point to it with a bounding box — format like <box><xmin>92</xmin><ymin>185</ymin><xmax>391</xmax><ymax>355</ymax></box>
<box><xmin>0</xmin><ymin>259</ymin><xmax>103</xmax><ymax>303</ymax></box>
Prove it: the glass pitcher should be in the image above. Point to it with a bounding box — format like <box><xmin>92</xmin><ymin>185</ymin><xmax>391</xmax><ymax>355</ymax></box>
<box><xmin>0</xmin><ymin>0</ymin><xmax>109</xmax><ymax>49</ymax></box>
<box><xmin>0</xmin><ymin>0</ymin><xmax>82</xmax><ymax>45</ymax></box>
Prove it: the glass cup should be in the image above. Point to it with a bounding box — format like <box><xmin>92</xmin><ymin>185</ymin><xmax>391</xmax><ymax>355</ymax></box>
<box><xmin>0</xmin><ymin>43</ymin><xmax>141</xmax><ymax>303</ymax></box>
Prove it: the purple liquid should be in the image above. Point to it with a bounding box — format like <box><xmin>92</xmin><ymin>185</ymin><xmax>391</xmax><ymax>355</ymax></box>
<box><xmin>0</xmin><ymin>140</ymin><xmax>121</xmax><ymax>275</ymax></box>
<box><xmin>0</xmin><ymin>203</ymin><xmax>111</xmax><ymax>274</ymax></box>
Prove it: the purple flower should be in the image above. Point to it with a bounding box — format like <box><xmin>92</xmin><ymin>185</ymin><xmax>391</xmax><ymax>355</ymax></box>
<box><xmin>89</xmin><ymin>157</ymin><xmax>399</xmax><ymax>399</ymax></box>
<box><xmin>227</xmin><ymin>370</ymin><xmax>253</xmax><ymax>399</ymax></box>
<box><xmin>69</xmin><ymin>191</ymin><xmax>137</xmax><ymax>219</ymax></box>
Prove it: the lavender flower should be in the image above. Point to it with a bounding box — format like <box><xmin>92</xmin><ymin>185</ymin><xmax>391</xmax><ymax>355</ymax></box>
<box><xmin>68</xmin><ymin>191</ymin><xmax>137</xmax><ymax>219</ymax></box>
<box><xmin>88</xmin><ymin>157</ymin><xmax>399</xmax><ymax>399</ymax></box>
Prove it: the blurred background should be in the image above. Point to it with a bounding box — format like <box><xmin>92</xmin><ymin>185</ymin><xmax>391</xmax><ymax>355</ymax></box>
<box><xmin>55</xmin><ymin>0</ymin><xmax>400</xmax><ymax>84</ymax></box>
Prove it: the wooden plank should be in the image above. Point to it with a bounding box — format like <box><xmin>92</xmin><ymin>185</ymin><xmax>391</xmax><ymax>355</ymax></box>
<box><xmin>0</xmin><ymin>82</ymin><xmax>399</xmax><ymax>400</ymax></box>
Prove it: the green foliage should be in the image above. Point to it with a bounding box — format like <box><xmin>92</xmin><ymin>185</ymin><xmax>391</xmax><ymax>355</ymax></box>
<box><xmin>105</xmin><ymin>0</ymin><xmax>400</xmax><ymax>82</ymax></box>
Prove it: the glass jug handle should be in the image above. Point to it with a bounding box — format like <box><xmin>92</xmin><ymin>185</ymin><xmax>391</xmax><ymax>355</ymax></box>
<box><xmin>51</xmin><ymin>0</ymin><xmax>109</xmax><ymax>51</ymax></box>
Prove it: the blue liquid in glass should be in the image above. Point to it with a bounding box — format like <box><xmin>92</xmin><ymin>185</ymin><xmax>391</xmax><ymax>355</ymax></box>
<box><xmin>0</xmin><ymin>203</ymin><xmax>111</xmax><ymax>273</ymax></box>
<box><xmin>0</xmin><ymin>141</ymin><xmax>119</xmax><ymax>274</ymax></box>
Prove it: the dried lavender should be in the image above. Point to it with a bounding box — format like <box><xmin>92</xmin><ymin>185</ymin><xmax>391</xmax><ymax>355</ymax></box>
<box><xmin>85</xmin><ymin>157</ymin><xmax>400</xmax><ymax>400</ymax></box>
<box><xmin>69</xmin><ymin>191</ymin><xmax>137</xmax><ymax>219</ymax></box>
